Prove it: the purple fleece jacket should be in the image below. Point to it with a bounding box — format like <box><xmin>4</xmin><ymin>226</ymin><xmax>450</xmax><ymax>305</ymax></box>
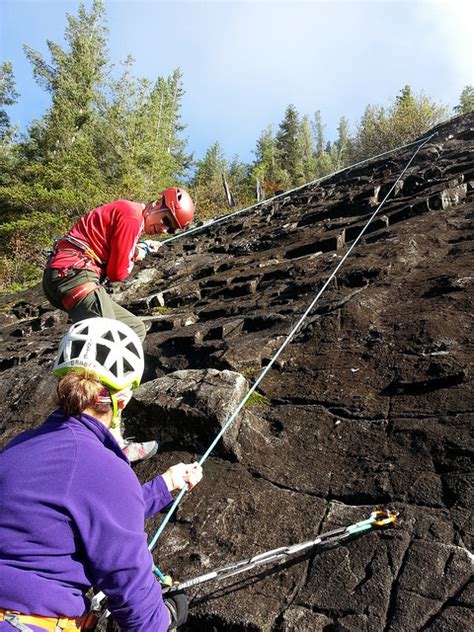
<box><xmin>0</xmin><ymin>410</ymin><xmax>173</xmax><ymax>631</ymax></box>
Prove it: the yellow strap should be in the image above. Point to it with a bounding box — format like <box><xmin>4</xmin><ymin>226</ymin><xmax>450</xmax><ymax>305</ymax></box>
<box><xmin>0</xmin><ymin>610</ymin><xmax>84</xmax><ymax>631</ymax></box>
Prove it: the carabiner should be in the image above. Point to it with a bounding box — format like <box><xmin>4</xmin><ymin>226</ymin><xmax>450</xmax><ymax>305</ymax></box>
<box><xmin>370</xmin><ymin>509</ymin><xmax>399</xmax><ymax>527</ymax></box>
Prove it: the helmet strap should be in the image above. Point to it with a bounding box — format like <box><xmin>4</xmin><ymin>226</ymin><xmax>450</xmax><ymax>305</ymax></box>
<box><xmin>111</xmin><ymin>386</ymin><xmax>134</xmax><ymax>428</ymax></box>
<box><xmin>98</xmin><ymin>386</ymin><xmax>134</xmax><ymax>429</ymax></box>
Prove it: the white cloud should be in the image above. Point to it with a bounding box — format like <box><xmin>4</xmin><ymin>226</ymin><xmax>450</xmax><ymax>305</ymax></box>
<box><xmin>413</xmin><ymin>0</ymin><xmax>474</xmax><ymax>85</ymax></box>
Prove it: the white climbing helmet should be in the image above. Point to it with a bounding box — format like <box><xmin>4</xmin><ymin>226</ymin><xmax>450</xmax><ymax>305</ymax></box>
<box><xmin>53</xmin><ymin>317</ymin><xmax>144</xmax><ymax>390</ymax></box>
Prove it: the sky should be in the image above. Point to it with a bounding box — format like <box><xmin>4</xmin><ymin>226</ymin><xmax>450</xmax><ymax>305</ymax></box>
<box><xmin>1</xmin><ymin>0</ymin><xmax>473</xmax><ymax>163</ymax></box>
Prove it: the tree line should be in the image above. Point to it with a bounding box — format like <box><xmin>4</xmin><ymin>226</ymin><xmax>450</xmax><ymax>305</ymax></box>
<box><xmin>1</xmin><ymin>0</ymin><xmax>473</xmax><ymax>294</ymax></box>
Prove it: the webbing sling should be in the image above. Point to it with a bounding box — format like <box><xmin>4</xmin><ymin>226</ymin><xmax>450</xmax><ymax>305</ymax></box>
<box><xmin>0</xmin><ymin>609</ymin><xmax>86</xmax><ymax>632</ymax></box>
<box><xmin>60</xmin><ymin>281</ymin><xmax>99</xmax><ymax>311</ymax></box>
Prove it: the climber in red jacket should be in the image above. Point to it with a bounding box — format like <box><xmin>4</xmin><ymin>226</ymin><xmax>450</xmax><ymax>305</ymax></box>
<box><xmin>42</xmin><ymin>187</ymin><xmax>195</xmax><ymax>461</ymax></box>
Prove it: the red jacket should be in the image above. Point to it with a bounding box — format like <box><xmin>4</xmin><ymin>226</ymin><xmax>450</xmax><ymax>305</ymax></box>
<box><xmin>49</xmin><ymin>200</ymin><xmax>145</xmax><ymax>282</ymax></box>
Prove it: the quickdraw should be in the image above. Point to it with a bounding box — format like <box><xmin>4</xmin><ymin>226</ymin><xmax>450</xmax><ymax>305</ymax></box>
<box><xmin>163</xmin><ymin>509</ymin><xmax>398</xmax><ymax>594</ymax></box>
<box><xmin>85</xmin><ymin>509</ymin><xmax>397</xmax><ymax>628</ymax></box>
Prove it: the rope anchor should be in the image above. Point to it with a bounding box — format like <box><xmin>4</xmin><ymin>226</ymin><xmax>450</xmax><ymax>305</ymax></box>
<box><xmin>163</xmin><ymin>509</ymin><xmax>399</xmax><ymax>594</ymax></box>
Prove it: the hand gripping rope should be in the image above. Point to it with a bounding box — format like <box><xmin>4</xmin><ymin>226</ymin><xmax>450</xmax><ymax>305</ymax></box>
<box><xmin>87</xmin><ymin>132</ymin><xmax>434</xmax><ymax>625</ymax></box>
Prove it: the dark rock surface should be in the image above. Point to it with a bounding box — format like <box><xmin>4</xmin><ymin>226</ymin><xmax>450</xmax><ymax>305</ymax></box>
<box><xmin>1</xmin><ymin>113</ymin><xmax>473</xmax><ymax>631</ymax></box>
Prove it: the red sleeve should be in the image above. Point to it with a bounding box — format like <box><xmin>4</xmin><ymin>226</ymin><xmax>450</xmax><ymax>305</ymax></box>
<box><xmin>106</xmin><ymin>209</ymin><xmax>143</xmax><ymax>282</ymax></box>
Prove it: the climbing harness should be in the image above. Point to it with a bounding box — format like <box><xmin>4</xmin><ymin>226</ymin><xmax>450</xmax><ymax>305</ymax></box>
<box><xmin>163</xmin><ymin>510</ymin><xmax>398</xmax><ymax>594</ymax></box>
<box><xmin>50</xmin><ymin>234</ymin><xmax>104</xmax><ymax>268</ymax></box>
<box><xmin>45</xmin><ymin>235</ymin><xmax>105</xmax><ymax>310</ymax></box>
<box><xmin>0</xmin><ymin>609</ymin><xmax>87</xmax><ymax>631</ymax></box>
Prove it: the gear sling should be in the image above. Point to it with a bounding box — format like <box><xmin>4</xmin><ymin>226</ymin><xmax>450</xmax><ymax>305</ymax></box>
<box><xmin>45</xmin><ymin>235</ymin><xmax>103</xmax><ymax>311</ymax></box>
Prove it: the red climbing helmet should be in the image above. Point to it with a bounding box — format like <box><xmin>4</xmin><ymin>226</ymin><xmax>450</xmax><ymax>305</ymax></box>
<box><xmin>160</xmin><ymin>187</ymin><xmax>195</xmax><ymax>229</ymax></box>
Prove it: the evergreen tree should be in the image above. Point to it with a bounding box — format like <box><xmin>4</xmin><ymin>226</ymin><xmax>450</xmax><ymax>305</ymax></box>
<box><xmin>93</xmin><ymin>56</ymin><xmax>145</xmax><ymax>194</ymax></box>
<box><xmin>0</xmin><ymin>62</ymin><xmax>19</xmax><ymax>142</ymax></box>
<box><xmin>0</xmin><ymin>61</ymin><xmax>21</xmax><ymax>192</ymax></box>
<box><xmin>227</xmin><ymin>155</ymin><xmax>254</xmax><ymax>208</ymax></box>
<box><xmin>1</xmin><ymin>1</ymin><xmax>109</xmax><ymax>293</ymax></box>
<box><xmin>95</xmin><ymin>63</ymin><xmax>191</xmax><ymax>200</ymax></box>
<box><xmin>454</xmin><ymin>85</ymin><xmax>474</xmax><ymax>114</ymax></box>
<box><xmin>353</xmin><ymin>85</ymin><xmax>447</xmax><ymax>160</ymax></box>
<box><xmin>190</xmin><ymin>142</ymin><xmax>228</xmax><ymax>218</ymax></box>
<box><xmin>252</xmin><ymin>125</ymin><xmax>286</xmax><ymax>198</ymax></box>
<box><xmin>299</xmin><ymin>115</ymin><xmax>316</xmax><ymax>182</ymax></box>
<box><xmin>276</xmin><ymin>104</ymin><xmax>303</xmax><ymax>187</ymax></box>
<box><xmin>23</xmin><ymin>0</ymin><xmax>108</xmax><ymax>191</ymax></box>
<box><xmin>332</xmin><ymin>116</ymin><xmax>351</xmax><ymax>170</ymax></box>
<box><xmin>313</xmin><ymin>110</ymin><xmax>333</xmax><ymax>176</ymax></box>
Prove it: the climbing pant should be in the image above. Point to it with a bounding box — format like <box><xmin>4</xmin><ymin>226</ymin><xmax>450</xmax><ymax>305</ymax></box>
<box><xmin>42</xmin><ymin>267</ymin><xmax>146</xmax><ymax>343</ymax></box>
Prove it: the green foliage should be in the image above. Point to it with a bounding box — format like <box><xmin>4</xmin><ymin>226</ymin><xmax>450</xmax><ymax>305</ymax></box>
<box><xmin>352</xmin><ymin>85</ymin><xmax>448</xmax><ymax>161</ymax></box>
<box><xmin>276</xmin><ymin>104</ymin><xmax>304</xmax><ymax>187</ymax></box>
<box><xmin>299</xmin><ymin>115</ymin><xmax>316</xmax><ymax>182</ymax></box>
<box><xmin>23</xmin><ymin>0</ymin><xmax>108</xmax><ymax>173</ymax></box>
<box><xmin>241</xmin><ymin>365</ymin><xmax>261</xmax><ymax>378</ymax></box>
<box><xmin>0</xmin><ymin>61</ymin><xmax>19</xmax><ymax>142</ymax></box>
<box><xmin>252</xmin><ymin>125</ymin><xmax>286</xmax><ymax>198</ymax></box>
<box><xmin>190</xmin><ymin>142</ymin><xmax>228</xmax><ymax>218</ymax></box>
<box><xmin>0</xmin><ymin>0</ymin><xmax>194</xmax><ymax>294</ymax></box>
<box><xmin>0</xmin><ymin>0</ymin><xmax>458</xmax><ymax>298</ymax></box>
<box><xmin>95</xmin><ymin>63</ymin><xmax>191</xmax><ymax>201</ymax></box>
<box><xmin>454</xmin><ymin>85</ymin><xmax>474</xmax><ymax>114</ymax></box>
<box><xmin>0</xmin><ymin>210</ymin><xmax>70</xmax><ymax>294</ymax></box>
<box><xmin>252</xmin><ymin>108</ymin><xmax>353</xmax><ymax>197</ymax></box>
<box><xmin>244</xmin><ymin>391</ymin><xmax>270</xmax><ymax>410</ymax></box>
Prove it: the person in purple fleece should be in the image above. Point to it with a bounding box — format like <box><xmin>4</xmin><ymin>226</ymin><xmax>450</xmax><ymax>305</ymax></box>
<box><xmin>0</xmin><ymin>318</ymin><xmax>202</xmax><ymax>631</ymax></box>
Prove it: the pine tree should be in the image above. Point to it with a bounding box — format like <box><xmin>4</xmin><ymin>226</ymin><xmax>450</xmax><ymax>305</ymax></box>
<box><xmin>353</xmin><ymin>85</ymin><xmax>447</xmax><ymax>160</ymax></box>
<box><xmin>95</xmin><ymin>63</ymin><xmax>191</xmax><ymax>200</ymax></box>
<box><xmin>0</xmin><ymin>62</ymin><xmax>19</xmax><ymax>142</ymax></box>
<box><xmin>0</xmin><ymin>61</ymin><xmax>21</xmax><ymax>193</ymax></box>
<box><xmin>190</xmin><ymin>142</ymin><xmax>228</xmax><ymax>218</ymax></box>
<box><xmin>454</xmin><ymin>85</ymin><xmax>474</xmax><ymax>114</ymax></box>
<box><xmin>252</xmin><ymin>125</ymin><xmax>287</xmax><ymax>198</ymax></box>
<box><xmin>332</xmin><ymin>116</ymin><xmax>351</xmax><ymax>170</ymax></box>
<box><xmin>299</xmin><ymin>115</ymin><xmax>316</xmax><ymax>182</ymax></box>
<box><xmin>313</xmin><ymin>110</ymin><xmax>333</xmax><ymax>176</ymax></box>
<box><xmin>23</xmin><ymin>0</ymin><xmax>108</xmax><ymax>187</ymax></box>
<box><xmin>227</xmin><ymin>155</ymin><xmax>253</xmax><ymax>208</ymax></box>
<box><xmin>1</xmin><ymin>1</ymin><xmax>109</xmax><ymax>293</ymax></box>
<box><xmin>276</xmin><ymin>104</ymin><xmax>303</xmax><ymax>187</ymax></box>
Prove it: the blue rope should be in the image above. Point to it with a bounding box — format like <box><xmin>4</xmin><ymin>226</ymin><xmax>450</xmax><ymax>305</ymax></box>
<box><xmin>148</xmin><ymin>132</ymin><xmax>435</xmax><ymax>556</ymax></box>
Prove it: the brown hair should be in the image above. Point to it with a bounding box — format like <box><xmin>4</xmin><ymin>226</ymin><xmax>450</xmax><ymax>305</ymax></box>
<box><xmin>56</xmin><ymin>370</ymin><xmax>112</xmax><ymax>417</ymax></box>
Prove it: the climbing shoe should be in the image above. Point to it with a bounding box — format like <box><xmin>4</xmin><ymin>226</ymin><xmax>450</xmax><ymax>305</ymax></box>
<box><xmin>121</xmin><ymin>438</ymin><xmax>159</xmax><ymax>463</ymax></box>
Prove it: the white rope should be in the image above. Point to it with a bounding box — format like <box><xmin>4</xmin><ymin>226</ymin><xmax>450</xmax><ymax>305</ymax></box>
<box><xmin>148</xmin><ymin>131</ymin><xmax>436</xmax><ymax>552</ymax></box>
<box><xmin>164</xmin><ymin>133</ymin><xmax>435</xmax><ymax>245</ymax></box>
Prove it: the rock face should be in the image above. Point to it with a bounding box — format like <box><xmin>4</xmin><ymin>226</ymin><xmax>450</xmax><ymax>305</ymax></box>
<box><xmin>128</xmin><ymin>368</ymin><xmax>249</xmax><ymax>459</ymax></box>
<box><xmin>1</xmin><ymin>113</ymin><xmax>473</xmax><ymax>631</ymax></box>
